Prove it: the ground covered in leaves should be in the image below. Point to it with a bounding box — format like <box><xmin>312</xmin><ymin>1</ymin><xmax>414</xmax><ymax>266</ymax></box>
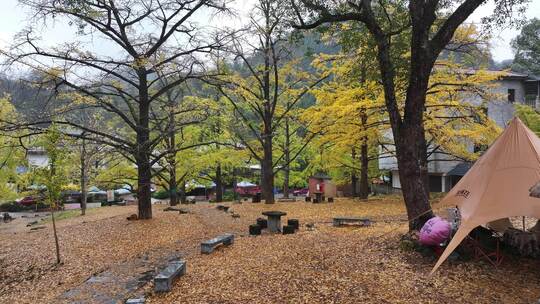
<box><xmin>1</xmin><ymin>197</ymin><xmax>539</xmax><ymax>303</ymax></box>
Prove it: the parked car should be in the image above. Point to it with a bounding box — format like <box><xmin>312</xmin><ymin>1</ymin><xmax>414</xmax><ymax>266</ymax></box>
<box><xmin>18</xmin><ymin>195</ymin><xmax>42</xmax><ymax>206</ymax></box>
<box><xmin>293</xmin><ymin>188</ymin><xmax>309</xmax><ymax>196</ymax></box>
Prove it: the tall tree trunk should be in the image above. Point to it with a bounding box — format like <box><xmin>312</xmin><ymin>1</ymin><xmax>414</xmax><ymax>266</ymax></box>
<box><xmin>351</xmin><ymin>148</ymin><xmax>357</xmax><ymax>198</ymax></box>
<box><xmin>359</xmin><ymin>112</ymin><xmax>369</xmax><ymax>199</ymax></box>
<box><xmin>393</xmin><ymin>24</ymin><xmax>438</xmax><ymax>229</ymax></box>
<box><xmin>262</xmin><ymin>137</ymin><xmax>274</xmax><ymax>203</ymax></box>
<box><xmin>374</xmin><ymin>37</ymin><xmax>433</xmax><ymax>230</ymax></box>
<box><xmin>261</xmin><ymin>6</ymin><xmax>274</xmax><ymax>204</ymax></box>
<box><xmin>395</xmin><ymin>46</ymin><xmax>434</xmax><ymax>229</ymax></box>
<box><xmin>215</xmin><ymin>163</ymin><xmax>223</xmax><ymax>202</ymax></box>
<box><xmin>283</xmin><ymin>118</ymin><xmax>290</xmax><ymax>199</ymax></box>
<box><xmin>232</xmin><ymin>168</ymin><xmax>238</xmax><ymax>201</ymax></box>
<box><xmin>179</xmin><ymin>180</ymin><xmax>187</xmax><ymax>204</ymax></box>
<box><xmin>167</xmin><ymin>94</ymin><xmax>178</xmax><ymax>206</ymax></box>
<box><xmin>136</xmin><ymin>68</ymin><xmax>152</xmax><ymax>219</ymax></box>
<box><xmin>168</xmin><ymin>135</ymin><xmax>178</xmax><ymax>206</ymax></box>
<box><xmin>169</xmin><ymin>167</ymin><xmax>178</xmax><ymax>206</ymax></box>
<box><xmin>49</xmin><ymin>155</ymin><xmax>61</xmax><ymax>264</ymax></box>
<box><xmin>395</xmin><ymin>120</ymin><xmax>432</xmax><ymax>230</ymax></box>
<box><xmin>137</xmin><ymin>156</ymin><xmax>152</xmax><ymax>219</ymax></box>
<box><xmin>80</xmin><ymin>137</ymin><xmax>87</xmax><ymax>215</ymax></box>
<box><xmin>359</xmin><ymin>141</ymin><xmax>369</xmax><ymax>199</ymax></box>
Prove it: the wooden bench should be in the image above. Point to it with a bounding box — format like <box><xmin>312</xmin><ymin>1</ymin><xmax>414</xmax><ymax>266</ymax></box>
<box><xmin>333</xmin><ymin>217</ymin><xmax>371</xmax><ymax>227</ymax></box>
<box><xmin>154</xmin><ymin>260</ymin><xmax>186</xmax><ymax>292</ymax></box>
<box><xmin>201</xmin><ymin>234</ymin><xmax>234</xmax><ymax>254</ymax></box>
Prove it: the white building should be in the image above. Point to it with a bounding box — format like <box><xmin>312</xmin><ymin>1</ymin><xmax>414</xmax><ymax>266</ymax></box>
<box><xmin>380</xmin><ymin>71</ymin><xmax>540</xmax><ymax>192</ymax></box>
<box><xmin>26</xmin><ymin>147</ymin><xmax>49</xmax><ymax>168</ymax></box>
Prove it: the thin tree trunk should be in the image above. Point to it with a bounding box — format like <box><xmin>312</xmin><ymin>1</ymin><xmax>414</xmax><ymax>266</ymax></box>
<box><xmin>351</xmin><ymin>148</ymin><xmax>357</xmax><ymax>198</ymax></box>
<box><xmin>216</xmin><ymin>163</ymin><xmax>223</xmax><ymax>202</ymax></box>
<box><xmin>359</xmin><ymin>141</ymin><xmax>369</xmax><ymax>199</ymax></box>
<box><xmin>359</xmin><ymin>112</ymin><xmax>369</xmax><ymax>200</ymax></box>
<box><xmin>261</xmin><ymin>6</ymin><xmax>274</xmax><ymax>204</ymax></box>
<box><xmin>283</xmin><ymin>118</ymin><xmax>290</xmax><ymax>199</ymax></box>
<box><xmin>179</xmin><ymin>180</ymin><xmax>186</xmax><ymax>204</ymax></box>
<box><xmin>80</xmin><ymin>137</ymin><xmax>87</xmax><ymax>215</ymax></box>
<box><xmin>168</xmin><ymin>148</ymin><xmax>178</xmax><ymax>206</ymax></box>
<box><xmin>232</xmin><ymin>168</ymin><xmax>238</xmax><ymax>201</ymax></box>
<box><xmin>49</xmin><ymin>156</ymin><xmax>61</xmax><ymax>264</ymax></box>
<box><xmin>51</xmin><ymin>207</ymin><xmax>61</xmax><ymax>264</ymax></box>
<box><xmin>167</xmin><ymin>95</ymin><xmax>178</xmax><ymax>206</ymax></box>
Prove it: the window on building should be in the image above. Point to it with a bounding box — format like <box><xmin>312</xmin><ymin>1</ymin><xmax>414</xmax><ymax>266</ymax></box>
<box><xmin>428</xmin><ymin>175</ymin><xmax>442</xmax><ymax>193</ymax></box>
<box><xmin>508</xmin><ymin>88</ymin><xmax>516</xmax><ymax>103</ymax></box>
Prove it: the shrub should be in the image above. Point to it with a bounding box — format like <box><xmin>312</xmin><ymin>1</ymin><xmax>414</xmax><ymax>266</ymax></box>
<box><xmin>0</xmin><ymin>201</ymin><xmax>49</xmax><ymax>212</ymax></box>
<box><xmin>0</xmin><ymin>201</ymin><xmax>30</xmax><ymax>212</ymax></box>
<box><xmin>152</xmin><ymin>189</ymin><xmax>170</xmax><ymax>199</ymax></box>
<box><xmin>222</xmin><ymin>190</ymin><xmax>236</xmax><ymax>202</ymax></box>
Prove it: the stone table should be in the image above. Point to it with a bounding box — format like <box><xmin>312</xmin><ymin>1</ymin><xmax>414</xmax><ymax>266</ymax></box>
<box><xmin>262</xmin><ymin>211</ymin><xmax>287</xmax><ymax>233</ymax></box>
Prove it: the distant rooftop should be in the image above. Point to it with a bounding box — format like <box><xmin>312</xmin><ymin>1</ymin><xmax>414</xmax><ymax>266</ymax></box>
<box><xmin>458</xmin><ymin>69</ymin><xmax>539</xmax><ymax>80</ymax></box>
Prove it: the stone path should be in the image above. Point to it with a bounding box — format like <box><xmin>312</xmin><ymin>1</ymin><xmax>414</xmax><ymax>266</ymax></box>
<box><xmin>58</xmin><ymin>250</ymin><xmax>183</xmax><ymax>304</ymax></box>
<box><xmin>56</xmin><ymin>206</ymin><xmax>243</xmax><ymax>303</ymax></box>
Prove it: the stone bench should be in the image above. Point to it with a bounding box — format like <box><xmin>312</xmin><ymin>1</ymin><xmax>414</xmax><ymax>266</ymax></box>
<box><xmin>154</xmin><ymin>260</ymin><xmax>186</xmax><ymax>292</ymax></box>
<box><xmin>201</xmin><ymin>234</ymin><xmax>234</xmax><ymax>254</ymax></box>
<box><xmin>277</xmin><ymin>198</ymin><xmax>296</xmax><ymax>202</ymax></box>
<box><xmin>125</xmin><ymin>297</ymin><xmax>146</xmax><ymax>304</ymax></box>
<box><xmin>333</xmin><ymin>217</ymin><xmax>371</xmax><ymax>227</ymax></box>
<box><xmin>216</xmin><ymin>205</ymin><xmax>230</xmax><ymax>212</ymax></box>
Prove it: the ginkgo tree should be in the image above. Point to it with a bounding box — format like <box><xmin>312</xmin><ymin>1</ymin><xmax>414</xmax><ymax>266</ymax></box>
<box><xmin>291</xmin><ymin>0</ymin><xmax>527</xmax><ymax>229</ymax></box>
<box><xmin>307</xmin><ymin>52</ymin><xmax>386</xmax><ymax>199</ymax></box>
<box><xmin>273</xmin><ymin>111</ymin><xmax>316</xmax><ymax>198</ymax></box>
<box><xmin>192</xmin><ymin>96</ymin><xmax>248</xmax><ymax>202</ymax></box>
<box><xmin>5</xmin><ymin>0</ymin><xmax>232</xmax><ymax>219</ymax></box>
<box><xmin>307</xmin><ymin>24</ymin><xmax>502</xmax><ymax>201</ymax></box>
<box><xmin>423</xmin><ymin>63</ymin><xmax>503</xmax><ymax>162</ymax></box>
<box><xmin>218</xmin><ymin>0</ymin><xmax>324</xmax><ymax>203</ymax></box>
<box><xmin>35</xmin><ymin>124</ymin><xmax>72</xmax><ymax>264</ymax></box>
<box><xmin>0</xmin><ymin>97</ymin><xmax>26</xmax><ymax>202</ymax></box>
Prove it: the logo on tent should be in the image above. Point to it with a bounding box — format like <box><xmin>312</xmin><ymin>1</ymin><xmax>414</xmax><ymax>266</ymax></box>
<box><xmin>455</xmin><ymin>189</ymin><xmax>470</xmax><ymax>198</ymax></box>
<box><xmin>529</xmin><ymin>181</ymin><xmax>540</xmax><ymax>198</ymax></box>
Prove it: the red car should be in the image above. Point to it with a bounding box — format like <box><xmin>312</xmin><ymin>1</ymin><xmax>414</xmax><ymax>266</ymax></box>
<box><xmin>293</xmin><ymin>188</ymin><xmax>309</xmax><ymax>196</ymax></box>
<box><xmin>18</xmin><ymin>195</ymin><xmax>44</xmax><ymax>206</ymax></box>
<box><xmin>235</xmin><ymin>186</ymin><xmax>261</xmax><ymax>196</ymax></box>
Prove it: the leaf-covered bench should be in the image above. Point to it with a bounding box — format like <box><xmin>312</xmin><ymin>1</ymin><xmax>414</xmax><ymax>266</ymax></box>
<box><xmin>154</xmin><ymin>260</ymin><xmax>186</xmax><ymax>292</ymax></box>
<box><xmin>333</xmin><ymin>217</ymin><xmax>371</xmax><ymax>227</ymax></box>
<box><xmin>200</xmin><ymin>234</ymin><xmax>234</xmax><ymax>254</ymax></box>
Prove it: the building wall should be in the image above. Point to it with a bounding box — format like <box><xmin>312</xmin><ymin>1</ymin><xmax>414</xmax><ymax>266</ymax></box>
<box><xmin>486</xmin><ymin>79</ymin><xmax>524</xmax><ymax>127</ymax></box>
<box><xmin>27</xmin><ymin>152</ymin><xmax>49</xmax><ymax>167</ymax></box>
<box><xmin>391</xmin><ymin>170</ymin><xmax>401</xmax><ymax>189</ymax></box>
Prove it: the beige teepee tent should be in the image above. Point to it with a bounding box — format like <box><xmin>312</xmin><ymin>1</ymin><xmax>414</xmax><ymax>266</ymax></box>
<box><xmin>431</xmin><ymin>117</ymin><xmax>540</xmax><ymax>273</ymax></box>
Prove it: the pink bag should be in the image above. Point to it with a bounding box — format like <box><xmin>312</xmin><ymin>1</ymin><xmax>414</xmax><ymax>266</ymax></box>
<box><xmin>419</xmin><ymin>216</ymin><xmax>451</xmax><ymax>246</ymax></box>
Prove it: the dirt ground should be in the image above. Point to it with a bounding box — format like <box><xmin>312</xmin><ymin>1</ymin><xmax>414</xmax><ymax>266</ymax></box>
<box><xmin>1</xmin><ymin>197</ymin><xmax>540</xmax><ymax>303</ymax></box>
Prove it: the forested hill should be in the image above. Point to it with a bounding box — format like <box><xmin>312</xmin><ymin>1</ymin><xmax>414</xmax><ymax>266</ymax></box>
<box><xmin>0</xmin><ymin>73</ymin><xmax>67</xmax><ymax>123</ymax></box>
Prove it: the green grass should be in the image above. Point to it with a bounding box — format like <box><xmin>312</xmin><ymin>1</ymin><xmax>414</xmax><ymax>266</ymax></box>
<box><xmin>42</xmin><ymin>209</ymin><xmax>97</xmax><ymax>223</ymax></box>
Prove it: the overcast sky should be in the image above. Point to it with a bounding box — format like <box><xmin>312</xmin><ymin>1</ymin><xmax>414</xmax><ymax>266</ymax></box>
<box><xmin>0</xmin><ymin>0</ymin><xmax>539</xmax><ymax>63</ymax></box>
